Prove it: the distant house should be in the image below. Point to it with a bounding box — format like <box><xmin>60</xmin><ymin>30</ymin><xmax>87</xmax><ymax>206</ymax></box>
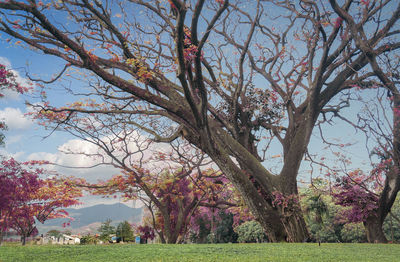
<box><xmin>61</xmin><ymin>234</ymin><xmax>81</xmax><ymax>244</ymax></box>
<box><xmin>37</xmin><ymin>234</ymin><xmax>80</xmax><ymax>245</ymax></box>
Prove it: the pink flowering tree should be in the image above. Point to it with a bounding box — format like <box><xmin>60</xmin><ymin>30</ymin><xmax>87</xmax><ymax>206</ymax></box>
<box><xmin>89</xmin><ymin>153</ymin><xmax>237</xmax><ymax>244</ymax></box>
<box><xmin>0</xmin><ymin>158</ymin><xmax>82</xmax><ymax>245</ymax></box>
<box><xmin>332</xmin><ymin>170</ymin><xmax>380</xmax><ymax>224</ymax></box>
<box><xmin>0</xmin><ymin>158</ymin><xmax>40</xmax><ymax>245</ymax></box>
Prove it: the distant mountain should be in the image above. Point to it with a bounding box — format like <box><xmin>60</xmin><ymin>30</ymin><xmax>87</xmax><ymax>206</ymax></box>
<box><xmin>36</xmin><ymin>203</ymin><xmax>142</xmax><ymax>234</ymax></box>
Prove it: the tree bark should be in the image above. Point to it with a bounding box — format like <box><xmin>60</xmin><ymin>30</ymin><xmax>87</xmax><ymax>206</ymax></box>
<box><xmin>364</xmin><ymin>217</ymin><xmax>387</xmax><ymax>243</ymax></box>
<box><xmin>190</xmin><ymin>118</ymin><xmax>313</xmax><ymax>242</ymax></box>
<box><xmin>364</xmin><ymin>94</ymin><xmax>400</xmax><ymax>243</ymax></box>
<box><xmin>21</xmin><ymin>235</ymin><xmax>26</xmax><ymax>246</ymax></box>
<box><xmin>282</xmin><ymin>212</ymin><xmax>310</xmax><ymax>242</ymax></box>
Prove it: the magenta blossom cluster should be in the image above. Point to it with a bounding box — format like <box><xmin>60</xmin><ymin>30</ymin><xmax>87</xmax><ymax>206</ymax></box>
<box><xmin>332</xmin><ymin>172</ymin><xmax>379</xmax><ymax>223</ymax></box>
<box><xmin>0</xmin><ymin>64</ymin><xmax>31</xmax><ymax>97</ymax></box>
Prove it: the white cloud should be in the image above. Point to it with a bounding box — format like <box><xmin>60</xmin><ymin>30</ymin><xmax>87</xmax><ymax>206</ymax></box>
<box><xmin>0</xmin><ymin>149</ymin><xmax>26</xmax><ymax>160</ymax></box>
<box><xmin>0</xmin><ymin>107</ymin><xmax>33</xmax><ymax>130</ymax></box>
<box><xmin>25</xmin><ymin>131</ymin><xmax>187</xmax><ymax>181</ymax></box>
<box><xmin>27</xmin><ymin>146</ymin><xmax>118</xmax><ymax>182</ymax></box>
<box><xmin>0</xmin><ymin>57</ymin><xmax>12</xmax><ymax>69</ymax></box>
<box><xmin>4</xmin><ymin>134</ymin><xmax>23</xmax><ymax>145</ymax></box>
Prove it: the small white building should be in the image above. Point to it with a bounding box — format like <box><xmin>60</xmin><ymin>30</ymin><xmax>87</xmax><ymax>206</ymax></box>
<box><xmin>37</xmin><ymin>234</ymin><xmax>80</xmax><ymax>245</ymax></box>
<box><xmin>61</xmin><ymin>234</ymin><xmax>81</xmax><ymax>244</ymax></box>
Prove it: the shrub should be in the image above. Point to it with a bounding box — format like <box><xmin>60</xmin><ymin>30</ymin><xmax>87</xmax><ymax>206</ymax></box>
<box><xmin>80</xmin><ymin>235</ymin><xmax>99</xmax><ymax>245</ymax></box>
<box><xmin>235</xmin><ymin>221</ymin><xmax>267</xmax><ymax>243</ymax></box>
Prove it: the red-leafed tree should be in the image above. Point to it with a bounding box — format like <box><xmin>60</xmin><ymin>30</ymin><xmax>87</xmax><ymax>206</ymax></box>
<box><xmin>0</xmin><ymin>158</ymin><xmax>82</xmax><ymax>245</ymax></box>
<box><xmin>332</xmin><ymin>170</ymin><xmax>381</xmax><ymax>223</ymax></box>
<box><xmin>2</xmin><ymin>0</ymin><xmax>400</xmax><ymax>242</ymax></box>
<box><xmin>0</xmin><ymin>158</ymin><xmax>40</xmax><ymax>245</ymax></box>
<box><xmin>88</xmin><ymin>140</ymin><xmax>237</xmax><ymax>244</ymax></box>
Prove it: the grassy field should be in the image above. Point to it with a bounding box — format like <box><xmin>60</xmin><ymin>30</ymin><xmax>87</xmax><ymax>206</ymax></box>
<box><xmin>1</xmin><ymin>243</ymin><xmax>400</xmax><ymax>262</ymax></box>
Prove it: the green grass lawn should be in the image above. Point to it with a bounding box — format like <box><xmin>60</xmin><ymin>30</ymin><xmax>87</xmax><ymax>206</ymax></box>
<box><xmin>1</xmin><ymin>243</ymin><xmax>399</xmax><ymax>262</ymax></box>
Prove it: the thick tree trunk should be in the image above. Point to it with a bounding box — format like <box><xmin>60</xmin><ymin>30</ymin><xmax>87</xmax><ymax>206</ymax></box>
<box><xmin>282</xmin><ymin>212</ymin><xmax>310</xmax><ymax>242</ymax></box>
<box><xmin>364</xmin><ymin>217</ymin><xmax>387</xmax><ymax>243</ymax></box>
<box><xmin>0</xmin><ymin>231</ymin><xmax>3</xmax><ymax>246</ymax></box>
<box><xmin>166</xmin><ymin>234</ymin><xmax>178</xmax><ymax>244</ymax></box>
<box><xmin>199</xmin><ymin>127</ymin><xmax>311</xmax><ymax>242</ymax></box>
<box><xmin>256</xmin><ymin>208</ymin><xmax>287</xmax><ymax>242</ymax></box>
<box><xmin>207</xmin><ymin>149</ymin><xmax>286</xmax><ymax>242</ymax></box>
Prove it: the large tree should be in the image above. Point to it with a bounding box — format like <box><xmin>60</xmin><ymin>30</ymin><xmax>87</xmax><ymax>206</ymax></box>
<box><xmin>1</xmin><ymin>0</ymin><xmax>399</xmax><ymax>241</ymax></box>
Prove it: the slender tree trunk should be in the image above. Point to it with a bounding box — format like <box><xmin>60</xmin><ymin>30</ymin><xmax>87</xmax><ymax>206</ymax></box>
<box><xmin>158</xmin><ymin>233</ymin><xmax>166</xmax><ymax>244</ymax></box>
<box><xmin>0</xmin><ymin>231</ymin><xmax>3</xmax><ymax>246</ymax></box>
<box><xmin>21</xmin><ymin>235</ymin><xmax>26</xmax><ymax>246</ymax></box>
<box><xmin>362</xmin><ymin>173</ymin><xmax>398</xmax><ymax>243</ymax></box>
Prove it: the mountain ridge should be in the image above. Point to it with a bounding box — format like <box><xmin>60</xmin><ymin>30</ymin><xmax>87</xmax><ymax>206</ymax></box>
<box><xmin>37</xmin><ymin>203</ymin><xmax>142</xmax><ymax>234</ymax></box>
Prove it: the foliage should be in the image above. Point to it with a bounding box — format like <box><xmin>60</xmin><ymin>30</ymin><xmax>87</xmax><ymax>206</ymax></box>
<box><xmin>299</xmin><ymin>179</ymin><xmax>400</xmax><ymax>243</ymax></box>
<box><xmin>382</xmin><ymin>197</ymin><xmax>400</xmax><ymax>242</ymax></box>
<box><xmin>0</xmin><ymin>158</ymin><xmax>82</xmax><ymax>245</ymax></box>
<box><xmin>79</xmin><ymin>234</ymin><xmax>100</xmax><ymax>245</ymax></box>
<box><xmin>116</xmin><ymin>221</ymin><xmax>134</xmax><ymax>242</ymax></box>
<box><xmin>46</xmin><ymin>230</ymin><xmax>62</xmax><ymax>238</ymax></box>
<box><xmin>331</xmin><ymin>170</ymin><xmax>380</xmax><ymax>223</ymax></box>
<box><xmin>0</xmin><ymin>63</ymin><xmax>30</xmax><ymax>97</ymax></box>
<box><xmin>190</xmin><ymin>210</ymin><xmax>238</xmax><ymax>244</ymax></box>
<box><xmin>235</xmin><ymin>221</ymin><xmax>267</xmax><ymax>243</ymax></box>
<box><xmin>340</xmin><ymin>223</ymin><xmax>367</xmax><ymax>243</ymax></box>
<box><xmin>136</xmin><ymin>225</ymin><xmax>155</xmax><ymax>243</ymax></box>
<box><xmin>89</xmin><ymin>143</ymin><xmax>238</xmax><ymax>244</ymax></box>
<box><xmin>189</xmin><ymin>214</ymin><xmax>210</xmax><ymax>244</ymax></box>
<box><xmin>210</xmin><ymin>211</ymin><xmax>237</xmax><ymax>244</ymax></box>
<box><xmin>97</xmin><ymin>219</ymin><xmax>115</xmax><ymax>242</ymax></box>
<box><xmin>0</xmin><ymin>158</ymin><xmax>40</xmax><ymax>234</ymax></box>
<box><xmin>300</xmin><ymin>181</ymin><xmax>367</xmax><ymax>243</ymax></box>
